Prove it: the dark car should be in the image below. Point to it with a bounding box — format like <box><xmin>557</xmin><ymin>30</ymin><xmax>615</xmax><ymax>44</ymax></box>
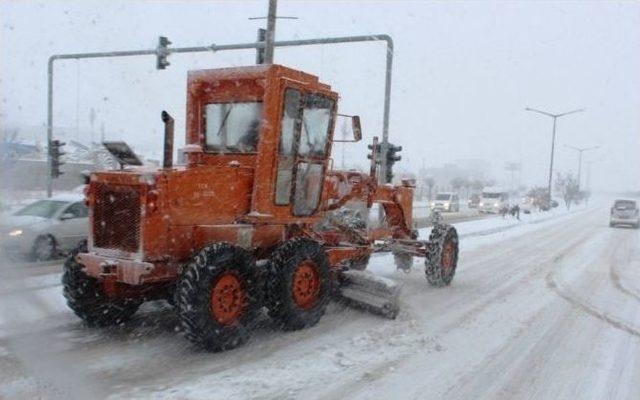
<box><xmin>610</xmin><ymin>199</ymin><xmax>639</xmax><ymax>228</ymax></box>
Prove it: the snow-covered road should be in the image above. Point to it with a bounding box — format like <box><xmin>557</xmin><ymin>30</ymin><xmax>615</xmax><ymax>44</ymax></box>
<box><xmin>1</xmin><ymin>205</ymin><xmax>639</xmax><ymax>399</ymax></box>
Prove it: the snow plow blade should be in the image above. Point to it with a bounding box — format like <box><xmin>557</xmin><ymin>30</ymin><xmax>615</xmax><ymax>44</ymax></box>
<box><xmin>337</xmin><ymin>269</ymin><xmax>402</xmax><ymax>319</ymax></box>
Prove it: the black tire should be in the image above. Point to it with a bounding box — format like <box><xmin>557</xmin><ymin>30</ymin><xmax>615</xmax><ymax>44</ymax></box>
<box><xmin>32</xmin><ymin>235</ymin><xmax>57</xmax><ymax>261</ymax></box>
<box><xmin>266</xmin><ymin>237</ymin><xmax>332</xmax><ymax>331</ymax></box>
<box><xmin>176</xmin><ymin>243</ymin><xmax>262</xmax><ymax>352</ymax></box>
<box><xmin>62</xmin><ymin>240</ymin><xmax>141</xmax><ymax>327</ymax></box>
<box><xmin>425</xmin><ymin>224</ymin><xmax>459</xmax><ymax>287</ymax></box>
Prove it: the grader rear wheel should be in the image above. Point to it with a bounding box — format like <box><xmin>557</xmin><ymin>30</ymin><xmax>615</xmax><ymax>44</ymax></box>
<box><xmin>176</xmin><ymin>243</ymin><xmax>262</xmax><ymax>352</ymax></box>
<box><xmin>266</xmin><ymin>237</ymin><xmax>332</xmax><ymax>331</ymax></box>
<box><xmin>425</xmin><ymin>224</ymin><xmax>459</xmax><ymax>286</ymax></box>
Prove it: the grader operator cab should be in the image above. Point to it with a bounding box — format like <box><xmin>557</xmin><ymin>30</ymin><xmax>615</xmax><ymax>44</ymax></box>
<box><xmin>63</xmin><ymin>64</ymin><xmax>459</xmax><ymax>352</ymax></box>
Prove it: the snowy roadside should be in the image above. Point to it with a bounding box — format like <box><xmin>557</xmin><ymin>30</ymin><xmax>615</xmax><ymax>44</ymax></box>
<box><xmin>424</xmin><ymin>205</ymin><xmax>597</xmax><ymax>251</ymax></box>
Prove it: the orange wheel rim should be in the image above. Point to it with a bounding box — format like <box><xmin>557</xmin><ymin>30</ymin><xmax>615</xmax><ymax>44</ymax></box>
<box><xmin>292</xmin><ymin>261</ymin><xmax>321</xmax><ymax>310</ymax></box>
<box><xmin>442</xmin><ymin>241</ymin><xmax>456</xmax><ymax>271</ymax></box>
<box><xmin>210</xmin><ymin>272</ymin><xmax>246</xmax><ymax>326</ymax></box>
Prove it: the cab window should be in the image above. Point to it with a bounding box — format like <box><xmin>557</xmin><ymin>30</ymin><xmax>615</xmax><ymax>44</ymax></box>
<box><xmin>298</xmin><ymin>94</ymin><xmax>333</xmax><ymax>157</ymax></box>
<box><xmin>204</xmin><ymin>102</ymin><xmax>262</xmax><ymax>153</ymax></box>
<box><xmin>293</xmin><ymin>163</ymin><xmax>324</xmax><ymax>216</ymax></box>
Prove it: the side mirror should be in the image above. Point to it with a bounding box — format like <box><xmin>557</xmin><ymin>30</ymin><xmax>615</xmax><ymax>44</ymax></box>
<box><xmin>334</xmin><ymin>114</ymin><xmax>363</xmax><ymax>143</ymax></box>
<box><xmin>60</xmin><ymin>213</ymin><xmax>74</xmax><ymax>220</ymax></box>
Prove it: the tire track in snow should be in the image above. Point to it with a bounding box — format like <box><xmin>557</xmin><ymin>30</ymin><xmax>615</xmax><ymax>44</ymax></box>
<box><xmin>609</xmin><ymin>266</ymin><xmax>640</xmax><ymax>303</ymax></box>
<box><xmin>545</xmin><ymin>225</ymin><xmax>640</xmax><ymax>338</ymax></box>
<box><xmin>546</xmin><ymin>269</ymin><xmax>640</xmax><ymax>339</ymax></box>
<box><xmin>608</xmin><ymin>229</ymin><xmax>640</xmax><ymax>303</ymax></box>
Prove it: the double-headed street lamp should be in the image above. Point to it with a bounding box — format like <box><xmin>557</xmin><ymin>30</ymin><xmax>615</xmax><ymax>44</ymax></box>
<box><xmin>564</xmin><ymin>144</ymin><xmax>599</xmax><ymax>190</ymax></box>
<box><xmin>525</xmin><ymin>107</ymin><xmax>585</xmax><ymax>202</ymax></box>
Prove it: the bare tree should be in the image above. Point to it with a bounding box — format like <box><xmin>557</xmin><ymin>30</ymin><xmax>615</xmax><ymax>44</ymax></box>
<box><xmin>555</xmin><ymin>172</ymin><xmax>580</xmax><ymax>210</ymax></box>
<box><xmin>527</xmin><ymin>186</ymin><xmax>547</xmax><ymax>208</ymax></box>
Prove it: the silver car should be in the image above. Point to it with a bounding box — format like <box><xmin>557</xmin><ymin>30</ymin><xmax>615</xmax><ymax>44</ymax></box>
<box><xmin>609</xmin><ymin>199</ymin><xmax>639</xmax><ymax>229</ymax></box>
<box><xmin>0</xmin><ymin>194</ymin><xmax>88</xmax><ymax>260</ymax></box>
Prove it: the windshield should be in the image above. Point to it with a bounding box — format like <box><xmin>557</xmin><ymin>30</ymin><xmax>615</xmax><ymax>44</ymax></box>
<box><xmin>204</xmin><ymin>102</ymin><xmax>262</xmax><ymax>153</ymax></box>
<box><xmin>614</xmin><ymin>200</ymin><xmax>636</xmax><ymax>209</ymax></box>
<box><xmin>436</xmin><ymin>194</ymin><xmax>452</xmax><ymax>200</ymax></box>
<box><xmin>14</xmin><ymin>200</ymin><xmax>67</xmax><ymax>218</ymax></box>
<box><xmin>482</xmin><ymin>193</ymin><xmax>502</xmax><ymax>199</ymax></box>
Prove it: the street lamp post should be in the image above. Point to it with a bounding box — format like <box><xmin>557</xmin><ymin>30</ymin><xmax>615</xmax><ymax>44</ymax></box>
<box><xmin>525</xmin><ymin>107</ymin><xmax>585</xmax><ymax>203</ymax></box>
<box><xmin>564</xmin><ymin>144</ymin><xmax>599</xmax><ymax>190</ymax></box>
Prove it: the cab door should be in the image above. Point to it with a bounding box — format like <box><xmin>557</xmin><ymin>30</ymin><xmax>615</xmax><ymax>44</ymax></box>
<box><xmin>274</xmin><ymin>88</ymin><xmax>335</xmax><ymax>216</ymax></box>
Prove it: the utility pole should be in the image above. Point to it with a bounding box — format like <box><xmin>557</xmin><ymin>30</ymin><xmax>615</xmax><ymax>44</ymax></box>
<box><xmin>255</xmin><ymin>28</ymin><xmax>266</xmax><ymax>64</ymax></box>
<box><xmin>564</xmin><ymin>144</ymin><xmax>599</xmax><ymax>190</ymax></box>
<box><xmin>525</xmin><ymin>107</ymin><xmax>585</xmax><ymax>203</ymax></box>
<box><xmin>264</xmin><ymin>0</ymin><xmax>277</xmax><ymax>63</ymax></box>
<box><xmin>250</xmin><ymin>0</ymin><xmax>297</xmax><ymax>65</ymax></box>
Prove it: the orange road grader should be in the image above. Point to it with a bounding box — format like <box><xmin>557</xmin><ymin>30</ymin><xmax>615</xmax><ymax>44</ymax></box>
<box><xmin>63</xmin><ymin>64</ymin><xmax>459</xmax><ymax>351</ymax></box>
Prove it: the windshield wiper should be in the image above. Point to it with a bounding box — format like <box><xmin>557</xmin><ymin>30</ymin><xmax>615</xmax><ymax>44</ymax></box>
<box><xmin>216</xmin><ymin>106</ymin><xmax>234</xmax><ymax>137</ymax></box>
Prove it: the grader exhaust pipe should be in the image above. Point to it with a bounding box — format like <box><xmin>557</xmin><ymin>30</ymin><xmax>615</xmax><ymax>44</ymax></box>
<box><xmin>161</xmin><ymin>110</ymin><xmax>174</xmax><ymax>169</ymax></box>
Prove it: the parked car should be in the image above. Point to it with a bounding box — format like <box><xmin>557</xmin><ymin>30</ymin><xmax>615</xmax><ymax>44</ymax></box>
<box><xmin>467</xmin><ymin>193</ymin><xmax>480</xmax><ymax>209</ymax></box>
<box><xmin>0</xmin><ymin>194</ymin><xmax>88</xmax><ymax>260</ymax></box>
<box><xmin>609</xmin><ymin>199</ymin><xmax>639</xmax><ymax>228</ymax></box>
<box><xmin>430</xmin><ymin>193</ymin><xmax>460</xmax><ymax>212</ymax></box>
<box><xmin>479</xmin><ymin>187</ymin><xmax>510</xmax><ymax>214</ymax></box>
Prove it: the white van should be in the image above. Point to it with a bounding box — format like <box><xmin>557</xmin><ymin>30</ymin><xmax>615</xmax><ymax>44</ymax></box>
<box><xmin>430</xmin><ymin>193</ymin><xmax>460</xmax><ymax>213</ymax></box>
<box><xmin>479</xmin><ymin>188</ymin><xmax>510</xmax><ymax>214</ymax></box>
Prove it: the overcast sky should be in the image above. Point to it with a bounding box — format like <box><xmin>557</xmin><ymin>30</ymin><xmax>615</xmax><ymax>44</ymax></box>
<box><xmin>1</xmin><ymin>0</ymin><xmax>639</xmax><ymax>191</ymax></box>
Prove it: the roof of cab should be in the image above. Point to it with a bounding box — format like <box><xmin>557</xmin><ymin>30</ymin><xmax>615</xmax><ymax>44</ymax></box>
<box><xmin>187</xmin><ymin>64</ymin><xmax>333</xmax><ymax>92</ymax></box>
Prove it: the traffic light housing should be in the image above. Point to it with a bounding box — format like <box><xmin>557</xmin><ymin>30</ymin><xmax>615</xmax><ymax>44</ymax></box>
<box><xmin>156</xmin><ymin>36</ymin><xmax>171</xmax><ymax>70</ymax></box>
<box><xmin>50</xmin><ymin>139</ymin><xmax>66</xmax><ymax>178</ymax></box>
<box><xmin>367</xmin><ymin>142</ymin><xmax>381</xmax><ymax>163</ymax></box>
<box><xmin>387</xmin><ymin>144</ymin><xmax>402</xmax><ymax>163</ymax></box>
<box><xmin>385</xmin><ymin>143</ymin><xmax>402</xmax><ymax>183</ymax></box>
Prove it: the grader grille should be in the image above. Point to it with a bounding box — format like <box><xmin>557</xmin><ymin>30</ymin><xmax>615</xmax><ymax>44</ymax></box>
<box><xmin>93</xmin><ymin>183</ymin><xmax>141</xmax><ymax>253</ymax></box>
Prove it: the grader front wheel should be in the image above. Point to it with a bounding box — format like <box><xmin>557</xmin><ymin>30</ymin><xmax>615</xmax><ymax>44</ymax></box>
<box><xmin>425</xmin><ymin>224</ymin><xmax>459</xmax><ymax>287</ymax></box>
<box><xmin>62</xmin><ymin>240</ymin><xmax>141</xmax><ymax>327</ymax></box>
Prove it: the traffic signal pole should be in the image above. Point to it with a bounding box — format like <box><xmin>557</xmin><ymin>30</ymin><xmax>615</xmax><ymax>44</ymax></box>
<box><xmin>47</xmin><ymin>34</ymin><xmax>394</xmax><ymax>196</ymax></box>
